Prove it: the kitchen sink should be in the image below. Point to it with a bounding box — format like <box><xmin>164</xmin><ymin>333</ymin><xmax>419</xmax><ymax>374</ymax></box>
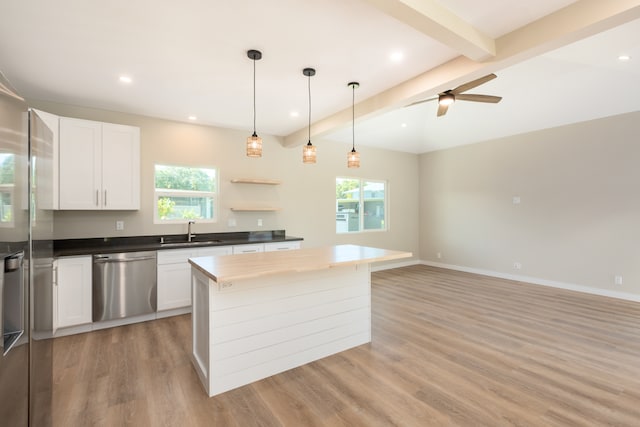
<box><xmin>160</xmin><ymin>239</ymin><xmax>223</xmax><ymax>248</ymax></box>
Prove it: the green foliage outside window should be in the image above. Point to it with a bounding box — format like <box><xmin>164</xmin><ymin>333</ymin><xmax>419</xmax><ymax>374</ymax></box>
<box><xmin>155</xmin><ymin>165</ymin><xmax>215</xmax><ymax>192</ymax></box>
<box><xmin>157</xmin><ymin>197</ymin><xmax>175</xmax><ymax>220</ymax></box>
<box><xmin>155</xmin><ymin>165</ymin><xmax>217</xmax><ymax>222</ymax></box>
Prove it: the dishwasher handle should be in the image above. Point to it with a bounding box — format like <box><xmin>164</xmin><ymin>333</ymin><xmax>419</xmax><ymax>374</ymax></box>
<box><xmin>93</xmin><ymin>255</ymin><xmax>157</xmax><ymax>263</ymax></box>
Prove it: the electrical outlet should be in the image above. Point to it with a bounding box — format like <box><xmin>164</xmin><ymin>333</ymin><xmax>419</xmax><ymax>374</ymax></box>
<box><xmin>615</xmin><ymin>275</ymin><xmax>623</xmax><ymax>285</ymax></box>
<box><xmin>116</xmin><ymin>220</ymin><xmax>124</xmax><ymax>231</ymax></box>
<box><xmin>513</xmin><ymin>262</ymin><xmax>522</xmax><ymax>270</ymax></box>
<box><xmin>512</xmin><ymin>196</ymin><xmax>521</xmax><ymax>205</ymax></box>
<box><xmin>436</xmin><ymin>252</ymin><xmax>442</xmax><ymax>259</ymax></box>
<box><xmin>227</xmin><ymin>218</ymin><xmax>237</xmax><ymax>227</ymax></box>
<box><xmin>257</xmin><ymin>219</ymin><xmax>263</xmax><ymax>227</ymax></box>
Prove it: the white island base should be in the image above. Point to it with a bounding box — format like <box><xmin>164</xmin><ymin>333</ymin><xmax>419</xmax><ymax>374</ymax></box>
<box><xmin>189</xmin><ymin>244</ymin><xmax>411</xmax><ymax>397</ymax></box>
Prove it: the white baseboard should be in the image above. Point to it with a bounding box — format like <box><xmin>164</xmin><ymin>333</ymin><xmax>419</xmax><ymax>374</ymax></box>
<box><xmin>53</xmin><ymin>308</ymin><xmax>191</xmax><ymax>338</ymax></box>
<box><xmin>92</xmin><ymin>313</ymin><xmax>157</xmax><ymax>331</ymax></box>
<box><xmin>420</xmin><ymin>260</ymin><xmax>640</xmax><ymax>303</ymax></box>
<box><xmin>156</xmin><ymin>306</ymin><xmax>191</xmax><ymax>319</ymax></box>
<box><xmin>53</xmin><ymin>323</ymin><xmax>92</xmax><ymax>338</ymax></box>
<box><xmin>372</xmin><ymin>258</ymin><xmax>421</xmax><ymax>272</ymax></box>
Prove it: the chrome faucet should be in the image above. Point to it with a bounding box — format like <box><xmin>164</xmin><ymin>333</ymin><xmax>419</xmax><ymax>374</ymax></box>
<box><xmin>187</xmin><ymin>220</ymin><xmax>196</xmax><ymax>242</ymax></box>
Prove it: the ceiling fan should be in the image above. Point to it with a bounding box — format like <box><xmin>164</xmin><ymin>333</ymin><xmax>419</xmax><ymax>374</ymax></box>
<box><xmin>408</xmin><ymin>73</ymin><xmax>502</xmax><ymax>117</ymax></box>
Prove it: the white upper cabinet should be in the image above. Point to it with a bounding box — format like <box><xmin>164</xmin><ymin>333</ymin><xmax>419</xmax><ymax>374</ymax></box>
<box><xmin>59</xmin><ymin>118</ymin><xmax>101</xmax><ymax>209</ymax></box>
<box><xmin>101</xmin><ymin>123</ymin><xmax>140</xmax><ymax>209</ymax></box>
<box><xmin>59</xmin><ymin>117</ymin><xmax>140</xmax><ymax>210</ymax></box>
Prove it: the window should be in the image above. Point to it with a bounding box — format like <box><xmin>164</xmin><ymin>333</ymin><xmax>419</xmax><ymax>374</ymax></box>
<box><xmin>154</xmin><ymin>164</ymin><xmax>217</xmax><ymax>223</ymax></box>
<box><xmin>336</xmin><ymin>177</ymin><xmax>387</xmax><ymax>233</ymax></box>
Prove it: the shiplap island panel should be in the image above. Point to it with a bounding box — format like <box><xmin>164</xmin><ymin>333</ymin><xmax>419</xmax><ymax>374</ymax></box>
<box><xmin>188</xmin><ymin>244</ymin><xmax>412</xmax><ymax>397</ymax></box>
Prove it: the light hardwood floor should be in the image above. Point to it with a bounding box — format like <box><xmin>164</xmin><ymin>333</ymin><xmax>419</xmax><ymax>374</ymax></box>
<box><xmin>52</xmin><ymin>265</ymin><xmax>640</xmax><ymax>426</ymax></box>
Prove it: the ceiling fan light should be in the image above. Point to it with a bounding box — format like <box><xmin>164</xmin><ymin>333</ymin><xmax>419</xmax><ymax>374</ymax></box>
<box><xmin>439</xmin><ymin>93</ymin><xmax>455</xmax><ymax>106</ymax></box>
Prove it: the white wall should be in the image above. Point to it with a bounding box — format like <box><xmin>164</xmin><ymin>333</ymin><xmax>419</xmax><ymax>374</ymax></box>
<box><xmin>30</xmin><ymin>100</ymin><xmax>420</xmax><ymax>260</ymax></box>
<box><xmin>419</xmin><ymin>111</ymin><xmax>640</xmax><ymax>298</ymax></box>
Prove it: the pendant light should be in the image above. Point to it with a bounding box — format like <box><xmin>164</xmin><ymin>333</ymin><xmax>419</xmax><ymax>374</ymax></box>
<box><xmin>246</xmin><ymin>49</ymin><xmax>262</xmax><ymax>157</ymax></box>
<box><xmin>347</xmin><ymin>81</ymin><xmax>360</xmax><ymax>168</ymax></box>
<box><xmin>302</xmin><ymin>68</ymin><xmax>317</xmax><ymax>164</ymax></box>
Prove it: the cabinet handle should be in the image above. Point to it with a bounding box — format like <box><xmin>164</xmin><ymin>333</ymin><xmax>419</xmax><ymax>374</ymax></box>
<box><xmin>104</xmin><ymin>189</ymin><xmax>107</xmax><ymax>206</ymax></box>
<box><xmin>96</xmin><ymin>189</ymin><xmax>99</xmax><ymax>206</ymax></box>
<box><xmin>53</xmin><ymin>267</ymin><xmax>58</xmax><ymax>286</ymax></box>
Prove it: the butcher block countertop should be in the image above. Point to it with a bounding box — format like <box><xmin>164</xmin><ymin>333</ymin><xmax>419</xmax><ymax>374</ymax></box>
<box><xmin>188</xmin><ymin>244</ymin><xmax>412</xmax><ymax>283</ymax></box>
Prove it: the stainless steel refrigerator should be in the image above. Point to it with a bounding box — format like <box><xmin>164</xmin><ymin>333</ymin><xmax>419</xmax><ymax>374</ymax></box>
<box><xmin>0</xmin><ymin>71</ymin><xmax>54</xmax><ymax>425</ymax></box>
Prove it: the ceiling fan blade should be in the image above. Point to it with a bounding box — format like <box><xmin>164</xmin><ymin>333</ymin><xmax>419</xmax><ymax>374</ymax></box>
<box><xmin>405</xmin><ymin>97</ymin><xmax>438</xmax><ymax>107</ymax></box>
<box><xmin>455</xmin><ymin>94</ymin><xmax>502</xmax><ymax>103</ymax></box>
<box><xmin>437</xmin><ymin>103</ymin><xmax>449</xmax><ymax>117</ymax></box>
<box><xmin>451</xmin><ymin>73</ymin><xmax>497</xmax><ymax>95</ymax></box>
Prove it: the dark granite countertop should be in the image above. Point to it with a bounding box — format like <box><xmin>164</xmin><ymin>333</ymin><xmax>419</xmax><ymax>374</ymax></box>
<box><xmin>53</xmin><ymin>230</ymin><xmax>303</xmax><ymax>257</ymax></box>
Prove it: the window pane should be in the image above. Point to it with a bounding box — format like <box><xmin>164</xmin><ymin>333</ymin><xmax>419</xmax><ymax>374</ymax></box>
<box><xmin>155</xmin><ymin>165</ymin><xmax>216</xmax><ymax>192</ymax></box>
<box><xmin>336</xmin><ymin>178</ymin><xmax>360</xmax><ymax>233</ymax></box>
<box><xmin>157</xmin><ymin>195</ymin><xmax>214</xmax><ymax>220</ymax></box>
<box><xmin>154</xmin><ymin>164</ymin><xmax>218</xmax><ymax>223</ymax></box>
<box><xmin>363</xmin><ymin>181</ymin><xmax>385</xmax><ymax>230</ymax></box>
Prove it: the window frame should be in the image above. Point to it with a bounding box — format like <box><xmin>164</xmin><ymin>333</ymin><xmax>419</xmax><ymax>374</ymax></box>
<box><xmin>335</xmin><ymin>176</ymin><xmax>388</xmax><ymax>234</ymax></box>
<box><xmin>153</xmin><ymin>163</ymin><xmax>219</xmax><ymax>224</ymax></box>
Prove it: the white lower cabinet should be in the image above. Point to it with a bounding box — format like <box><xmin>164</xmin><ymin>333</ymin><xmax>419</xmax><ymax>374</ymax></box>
<box><xmin>55</xmin><ymin>256</ymin><xmax>92</xmax><ymax>328</ymax></box>
<box><xmin>157</xmin><ymin>246</ymin><xmax>232</xmax><ymax>311</ymax></box>
<box><xmin>263</xmin><ymin>241</ymin><xmax>301</xmax><ymax>252</ymax></box>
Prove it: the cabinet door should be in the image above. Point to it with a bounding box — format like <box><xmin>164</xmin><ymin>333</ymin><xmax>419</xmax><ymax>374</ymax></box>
<box><xmin>101</xmin><ymin>123</ymin><xmax>140</xmax><ymax>210</ymax></box>
<box><xmin>263</xmin><ymin>241</ymin><xmax>301</xmax><ymax>252</ymax></box>
<box><xmin>56</xmin><ymin>256</ymin><xmax>92</xmax><ymax>328</ymax></box>
<box><xmin>157</xmin><ymin>248</ymin><xmax>193</xmax><ymax>311</ymax></box>
<box><xmin>59</xmin><ymin>118</ymin><xmax>102</xmax><ymax>209</ymax></box>
<box><xmin>157</xmin><ymin>263</ymin><xmax>192</xmax><ymax>310</ymax></box>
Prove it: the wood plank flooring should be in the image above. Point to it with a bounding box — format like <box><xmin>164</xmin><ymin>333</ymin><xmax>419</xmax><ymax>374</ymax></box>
<box><xmin>51</xmin><ymin>265</ymin><xmax>640</xmax><ymax>426</ymax></box>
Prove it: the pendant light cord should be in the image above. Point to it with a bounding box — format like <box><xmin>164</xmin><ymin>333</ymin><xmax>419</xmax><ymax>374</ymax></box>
<box><xmin>253</xmin><ymin>58</ymin><xmax>256</xmax><ymax>134</ymax></box>
<box><xmin>308</xmin><ymin>73</ymin><xmax>311</xmax><ymax>142</ymax></box>
<box><xmin>351</xmin><ymin>84</ymin><xmax>355</xmax><ymax>151</ymax></box>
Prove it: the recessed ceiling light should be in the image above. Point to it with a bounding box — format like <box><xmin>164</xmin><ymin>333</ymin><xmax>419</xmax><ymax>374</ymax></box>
<box><xmin>390</xmin><ymin>51</ymin><xmax>404</xmax><ymax>62</ymax></box>
<box><xmin>401</xmin><ymin>123</ymin><xmax>407</xmax><ymax>128</ymax></box>
<box><xmin>290</xmin><ymin>111</ymin><xmax>299</xmax><ymax>118</ymax></box>
<box><xmin>618</xmin><ymin>55</ymin><xmax>631</xmax><ymax>61</ymax></box>
<box><xmin>119</xmin><ymin>75</ymin><xmax>132</xmax><ymax>83</ymax></box>
<box><xmin>188</xmin><ymin>116</ymin><xmax>197</xmax><ymax>121</ymax></box>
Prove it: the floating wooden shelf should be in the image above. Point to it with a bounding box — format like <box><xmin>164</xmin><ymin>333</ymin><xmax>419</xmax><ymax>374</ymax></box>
<box><xmin>230</xmin><ymin>207</ymin><xmax>281</xmax><ymax>212</ymax></box>
<box><xmin>231</xmin><ymin>178</ymin><xmax>281</xmax><ymax>185</ymax></box>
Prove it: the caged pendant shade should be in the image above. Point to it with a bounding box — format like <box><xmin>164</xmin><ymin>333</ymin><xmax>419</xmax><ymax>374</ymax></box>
<box><xmin>347</xmin><ymin>81</ymin><xmax>360</xmax><ymax>168</ymax></box>
<box><xmin>302</xmin><ymin>68</ymin><xmax>317</xmax><ymax>164</ymax></box>
<box><xmin>246</xmin><ymin>49</ymin><xmax>263</xmax><ymax>157</ymax></box>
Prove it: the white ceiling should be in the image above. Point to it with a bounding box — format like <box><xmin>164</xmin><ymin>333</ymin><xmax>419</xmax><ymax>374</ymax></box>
<box><xmin>327</xmin><ymin>17</ymin><xmax>640</xmax><ymax>153</ymax></box>
<box><xmin>0</xmin><ymin>0</ymin><xmax>638</xmax><ymax>154</ymax></box>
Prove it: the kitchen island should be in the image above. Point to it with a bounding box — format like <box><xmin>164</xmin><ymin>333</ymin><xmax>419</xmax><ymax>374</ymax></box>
<box><xmin>188</xmin><ymin>244</ymin><xmax>412</xmax><ymax>397</ymax></box>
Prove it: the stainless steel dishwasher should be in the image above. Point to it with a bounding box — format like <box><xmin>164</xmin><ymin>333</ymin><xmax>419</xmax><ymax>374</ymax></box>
<box><xmin>92</xmin><ymin>251</ymin><xmax>157</xmax><ymax>322</ymax></box>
